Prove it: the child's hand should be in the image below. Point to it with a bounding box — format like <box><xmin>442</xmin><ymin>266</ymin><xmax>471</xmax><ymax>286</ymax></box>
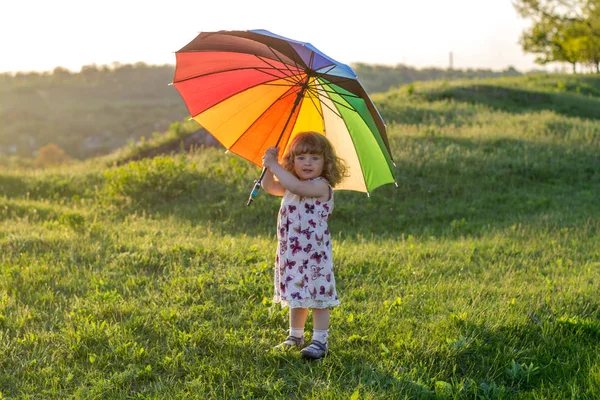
<box><xmin>262</xmin><ymin>147</ymin><xmax>279</xmax><ymax>169</ymax></box>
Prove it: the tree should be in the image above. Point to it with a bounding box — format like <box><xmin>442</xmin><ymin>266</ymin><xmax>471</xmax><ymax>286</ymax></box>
<box><xmin>519</xmin><ymin>17</ymin><xmax>581</xmax><ymax>72</ymax></box>
<box><xmin>581</xmin><ymin>1</ymin><xmax>600</xmax><ymax>71</ymax></box>
<box><xmin>514</xmin><ymin>0</ymin><xmax>600</xmax><ymax>72</ymax></box>
<box><xmin>581</xmin><ymin>34</ymin><xmax>600</xmax><ymax>72</ymax></box>
<box><xmin>513</xmin><ymin>0</ymin><xmax>592</xmax><ymax>28</ymax></box>
<box><xmin>34</xmin><ymin>143</ymin><xmax>71</xmax><ymax>168</ymax></box>
<box><xmin>52</xmin><ymin>67</ymin><xmax>72</xmax><ymax>84</ymax></box>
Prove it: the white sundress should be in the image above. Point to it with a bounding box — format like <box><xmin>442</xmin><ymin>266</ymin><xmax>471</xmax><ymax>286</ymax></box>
<box><xmin>273</xmin><ymin>177</ymin><xmax>340</xmax><ymax>309</ymax></box>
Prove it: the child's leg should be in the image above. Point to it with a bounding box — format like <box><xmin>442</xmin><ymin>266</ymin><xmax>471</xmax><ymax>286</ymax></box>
<box><xmin>275</xmin><ymin>307</ymin><xmax>308</xmax><ymax>349</ymax></box>
<box><xmin>290</xmin><ymin>307</ymin><xmax>308</xmax><ymax>337</ymax></box>
<box><xmin>311</xmin><ymin>307</ymin><xmax>330</xmax><ymax>343</ymax></box>
<box><xmin>300</xmin><ymin>307</ymin><xmax>330</xmax><ymax>359</ymax></box>
<box><xmin>312</xmin><ymin>307</ymin><xmax>330</xmax><ymax>330</ymax></box>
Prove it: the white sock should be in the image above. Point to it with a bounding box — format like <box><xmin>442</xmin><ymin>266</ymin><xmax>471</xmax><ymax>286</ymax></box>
<box><xmin>312</xmin><ymin>329</ymin><xmax>329</xmax><ymax>343</ymax></box>
<box><xmin>290</xmin><ymin>327</ymin><xmax>304</xmax><ymax>338</ymax></box>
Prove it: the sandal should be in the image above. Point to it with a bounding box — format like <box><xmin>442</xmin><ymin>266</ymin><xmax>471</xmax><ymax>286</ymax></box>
<box><xmin>274</xmin><ymin>335</ymin><xmax>305</xmax><ymax>350</ymax></box>
<box><xmin>300</xmin><ymin>340</ymin><xmax>328</xmax><ymax>360</ymax></box>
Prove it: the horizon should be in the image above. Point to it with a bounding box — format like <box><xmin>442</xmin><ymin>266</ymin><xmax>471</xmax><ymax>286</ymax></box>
<box><xmin>0</xmin><ymin>60</ymin><xmax>546</xmax><ymax>76</ymax></box>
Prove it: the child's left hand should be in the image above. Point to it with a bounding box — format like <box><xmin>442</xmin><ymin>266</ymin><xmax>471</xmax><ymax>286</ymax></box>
<box><xmin>262</xmin><ymin>147</ymin><xmax>280</xmax><ymax>169</ymax></box>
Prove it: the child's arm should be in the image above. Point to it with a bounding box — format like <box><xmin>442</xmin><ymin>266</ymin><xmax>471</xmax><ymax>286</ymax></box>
<box><xmin>261</xmin><ymin>169</ymin><xmax>285</xmax><ymax>196</ymax></box>
<box><xmin>263</xmin><ymin>147</ymin><xmax>329</xmax><ymax>199</ymax></box>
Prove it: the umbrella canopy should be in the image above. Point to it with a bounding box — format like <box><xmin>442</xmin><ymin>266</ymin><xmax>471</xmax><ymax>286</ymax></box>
<box><xmin>172</xmin><ymin>29</ymin><xmax>396</xmax><ymax>194</ymax></box>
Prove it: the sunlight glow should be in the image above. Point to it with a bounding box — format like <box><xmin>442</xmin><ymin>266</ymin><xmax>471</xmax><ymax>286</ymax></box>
<box><xmin>1</xmin><ymin>0</ymin><xmax>537</xmax><ymax>74</ymax></box>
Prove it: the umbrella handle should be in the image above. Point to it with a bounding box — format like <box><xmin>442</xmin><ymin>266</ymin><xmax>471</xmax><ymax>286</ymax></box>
<box><xmin>246</xmin><ymin>167</ymin><xmax>268</xmax><ymax>206</ymax></box>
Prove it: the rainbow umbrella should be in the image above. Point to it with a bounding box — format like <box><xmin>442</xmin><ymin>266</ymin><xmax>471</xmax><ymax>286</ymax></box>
<box><xmin>172</xmin><ymin>29</ymin><xmax>396</xmax><ymax>205</ymax></box>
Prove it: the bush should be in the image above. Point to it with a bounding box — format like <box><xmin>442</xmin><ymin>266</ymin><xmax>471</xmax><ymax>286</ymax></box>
<box><xmin>34</xmin><ymin>143</ymin><xmax>71</xmax><ymax>168</ymax></box>
<box><xmin>100</xmin><ymin>155</ymin><xmax>200</xmax><ymax>207</ymax></box>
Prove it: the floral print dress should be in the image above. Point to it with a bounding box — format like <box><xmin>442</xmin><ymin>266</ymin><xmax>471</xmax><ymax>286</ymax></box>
<box><xmin>273</xmin><ymin>177</ymin><xmax>340</xmax><ymax>309</ymax></box>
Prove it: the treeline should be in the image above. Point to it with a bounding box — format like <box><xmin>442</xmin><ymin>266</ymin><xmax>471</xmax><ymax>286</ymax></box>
<box><xmin>0</xmin><ymin>63</ymin><xmax>188</xmax><ymax>161</ymax></box>
<box><xmin>0</xmin><ymin>62</ymin><xmax>176</xmax><ymax>96</ymax></box>
<box><xmin>351</xmin><ymin>64</ymin><xmax>524</xmax><ymax>94</ymax></box>
<box><xmin>0</xmin><ymin>62</ymin><xmax>533</xmax><ymax>162</ymax></box>
<box><xmin>515</xmin><ymin>0</ymin><xmax>600</xmax><ymax>73</ymax></box>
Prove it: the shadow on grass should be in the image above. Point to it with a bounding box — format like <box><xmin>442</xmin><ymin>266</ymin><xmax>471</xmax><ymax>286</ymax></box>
<box><xmin>3</xmin><ymin>133</ymin><xmax>598</xmax><ymax>241</ymax></box>
<box><xmin>0</xmin><ymin>170</ymin><xmax>103</xmax><ymax>201</ymax></box>
<box><xmin>0</xmin><ymin>198</ymin><xmax>59</xmax><ymax>222</ymax></box>
<box><xmin>411</xmin><ymin>314</ymin><xmax>600</xmax><ymax>397</ymax></box>
<box><xmin>204</xmin><ymin>310</ymin><xmax>600</xmax><ymax>398</ymax></box>
<box><xmin>271</xmin><ymin>305</ymin><xmax>600</xmax><ymax>398</ymax></box>
<box><xmin>130</xmin><ymin>134</ymin><xmax>600</xmax><ymax>240</ymax></box>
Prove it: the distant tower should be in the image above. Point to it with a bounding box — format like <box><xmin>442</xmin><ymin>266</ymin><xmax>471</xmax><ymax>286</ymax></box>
<box><xmin>449</xmin><ymin>52</ymin><xmax>454</xmax><ymax>70</ymax></box>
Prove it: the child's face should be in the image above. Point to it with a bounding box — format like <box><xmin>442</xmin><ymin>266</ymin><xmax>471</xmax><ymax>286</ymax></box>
<box><xmin>293</xmin><ymin>153</ymin><xmax>324</xmax><ymax>181</ymax></box>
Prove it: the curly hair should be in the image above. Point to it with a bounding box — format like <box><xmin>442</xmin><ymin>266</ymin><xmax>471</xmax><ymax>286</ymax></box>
<box><xmin>282</xmin><ymin>132</ymin><xmax>348</xmax><ymax>187</ymax></box>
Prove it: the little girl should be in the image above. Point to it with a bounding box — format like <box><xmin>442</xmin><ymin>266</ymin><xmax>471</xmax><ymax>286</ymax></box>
<box><xmin>261</xmin><ymin>131</ymin><xmax>347</xmax><ymax>360</ymax></box>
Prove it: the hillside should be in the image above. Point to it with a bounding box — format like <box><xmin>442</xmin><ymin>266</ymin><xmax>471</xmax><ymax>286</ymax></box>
<box><xmin>0</xmin><ymin>63</ymin><xmax>541</xmax><ymax>162</ymax></box>
<box><xmin>0</xmin><ymin>74</ymin><xmax>599</xmax><ymax>398</ymax></box>
<box><xmin>0</xmin><ymin>64</ymin><xmax>188</xmax><ymax>160</ymax></box>
<box><xmin>373</xmin><ymin>73</ymin><xmax>600</xmax><ymax>126</ymax></box>
<box><xmin>351</xmin><ymin>63</ymin><xmax>524</xmax><ymax>94</ymax></box>
<box><xmin>97</xmin><ymin>73</ymin><xmax>600</xmax><ymax>173</ymax></box>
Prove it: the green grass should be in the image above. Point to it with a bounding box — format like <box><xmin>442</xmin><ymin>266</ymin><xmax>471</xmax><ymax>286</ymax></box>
<box><xmin>377</xmin><ymin>73</ymin><xmax>600</xmax><ymax>122</ymax></box>
<box><xmin>0</xmin><ymin>74</ymin><xmax>599</xmax><ymax>399</ymax></box>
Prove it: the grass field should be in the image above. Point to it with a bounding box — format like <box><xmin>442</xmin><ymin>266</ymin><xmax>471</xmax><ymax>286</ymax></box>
<box><xmin>1</xmin><ymin>74</ymin><xmax>599</xmax><ymax>399</ymax></box>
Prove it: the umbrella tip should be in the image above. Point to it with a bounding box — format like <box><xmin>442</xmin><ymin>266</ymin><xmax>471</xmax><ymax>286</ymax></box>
<box><xmin>394</xmin><ymin>182</ymin><xmax>399</xmax><ymax>187</ymax></box>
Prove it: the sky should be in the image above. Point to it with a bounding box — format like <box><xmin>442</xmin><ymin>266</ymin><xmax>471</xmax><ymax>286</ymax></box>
<box><xmin>1</xmin><ymin>0</ymin><xmax>543</xmax><ymax>74</ymax></box>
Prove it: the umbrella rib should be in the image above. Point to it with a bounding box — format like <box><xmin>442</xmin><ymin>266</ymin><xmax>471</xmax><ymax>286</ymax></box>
<box><xmin>193</xmin><ymin>72</ymin><xmax>306</xmax><ymax>116</ymax></box>
<box><xmin>317</xmin><ymin>79</ymin><xmax>394</xmax><ymax>162</ymax></box>
<box><xmin>227</xmin><ymin>85</ymin><xmax>303</xmax><ymax>160</ymax></box>
<box><xmin>318</xmin><ymin>80</ymin><xmax>374</xmax><ymax>113</ymax></box>
<box><xmin>310</xmin><ymin>63</ymin><xmax>358</xmax><ymax>84</ymax></box>
<box><xmin>318</xmin><ymin>81</ymin><xmax>375</xmax><ymax>194</ymax></box>
<box><xmin>251</xmin><ymin>53</ymin><xmax>308</xmax><ymax>90</ymax></box>
<box><xmin>174</xmin><ymin>48</ymin><xmax>303</xmax><ymax>84</ymax></box>
<box><xmin>262</xmin><ymin>82</ymin><xmax>302</xmax><ymax>88</ymax></box>
<box><xmin>318</xmin><ymin>81</ymin><xmax>396</xmax><ymax>168</ymax></box>
<box><xmin>261</xmin><ymin>69</ymin><xmax>304</xmax><ymax>87</ymax></box>
<box><xmin>315</xmin><ymin>64</ymin><xmax>338</xmax><ymax>76</ymax></box>
<box><xmin>304</xmin><ymin>81</ymin><xmax>325</xmax><ymax>120</ymax></box>
<box><xmin>307</xmin><ymin>85</ymin><xmax>362</xmax><ymax>99</ymax></box>
<box><xmin>252</xmin><ymin>54</ymin><xmax>304</xmax><ymax>83</ymax></box>
<box><xmin>310</xmin><ymin>83</ymin><xmax>342</xmax><ymax>119</ymax></box>
<box><xmin>278</xmin><ymin>85</ymin><xmax>304</xmax><ymax>102</ymax></box>
<box><xmin>309</xmin><ymin>84</ymin><xmax>360</xmax><ymax>115</ymax></box>
<box><xmin>313</xmin><ymin>80</ymin><xmax>396</xmax><ymax>173</ymax></box>
<box><xmin>258</xmin><ymin>75</ymin><xmax>303</xmax><ymax>88</ymax></box>
<box><xmin>260</xmin><ymin>47</ymin><xmax>305</xmax><ymax>83</ymax></box>
<box><xmin>313</xmin><ymin>74</ymin><xmax>357</xmax><ymax>86</ymax></box>
<box><xmin>314</xmin><ymin>81</ymin><xmax>370</xmax><ymax>192</ymax></box>
<box><xmin>316</xmin><ymin>82</ymin><xmax>379</xmax><ymax>129</ymax></box>
<box><xmin>173</xmin><ymin>65</ymin><xmax>299</xmax><ymax>85</ymax></box>
<box><xmin>253</xmin><ymin>67</ymin><xmax>299</xmax><ymax>83</ymax></box>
